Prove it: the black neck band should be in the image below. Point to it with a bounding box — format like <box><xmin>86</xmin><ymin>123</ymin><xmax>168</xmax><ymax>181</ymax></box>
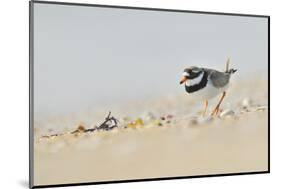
<box><xmin>185</xmin><ymin>71</ymin><xmax>208</xmax><ymax>93</ymax></box>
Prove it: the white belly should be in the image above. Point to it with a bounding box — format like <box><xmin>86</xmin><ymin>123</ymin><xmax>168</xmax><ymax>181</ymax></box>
<box><xmin>185</xmin><ymin>80</ymin><xmax>229</xmax><ymax>101</ymax></box>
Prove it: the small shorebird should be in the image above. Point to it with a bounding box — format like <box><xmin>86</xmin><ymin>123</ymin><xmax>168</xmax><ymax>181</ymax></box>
<box><xmin>180</xmin><ymin>58</ymin><xmax>237</xmax><ymax>116</ymax></box>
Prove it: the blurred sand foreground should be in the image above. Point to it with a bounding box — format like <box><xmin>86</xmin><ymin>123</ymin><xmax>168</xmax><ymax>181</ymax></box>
<box><xmin>33</xmin><ymin>79</ymin><xmax>268</xmax><ymax>186</ymax></box>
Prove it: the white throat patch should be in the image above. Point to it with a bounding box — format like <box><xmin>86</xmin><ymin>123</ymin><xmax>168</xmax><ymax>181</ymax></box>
<box><xmin>185</xmin><ymin>72</ymin><xmax>204</xmax><ymax>86</ymax></box>
<box><xmin>182</xmin><ymin>72</ymin><xmax>190</xmax><ymax>77</ymax></box>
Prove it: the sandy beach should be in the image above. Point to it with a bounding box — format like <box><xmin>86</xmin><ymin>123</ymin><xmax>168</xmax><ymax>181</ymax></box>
<box><xmin>33</xmin><ymin>78</ymin><xmax>268</xmax><ymax>186</ymax></box>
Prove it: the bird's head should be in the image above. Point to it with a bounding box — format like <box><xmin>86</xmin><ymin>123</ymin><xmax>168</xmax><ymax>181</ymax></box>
<box><xmin>180</xmin><ymin>66</ymin><xmax>203</xmax><ymax>85</ymax></box>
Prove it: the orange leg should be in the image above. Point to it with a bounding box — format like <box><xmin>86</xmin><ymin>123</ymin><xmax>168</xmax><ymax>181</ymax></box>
<box><xmin>211</xmin><ymin>91</ymin><xmax>226</xmax><ymax>116</ymax></box>
<box><xmin>203</xmin><ymin>100</ymin><xmax>208</xmax><ymax>116</ymax></box>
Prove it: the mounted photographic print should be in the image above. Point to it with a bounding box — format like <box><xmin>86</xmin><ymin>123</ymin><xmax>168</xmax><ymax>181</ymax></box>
<box><xmin>29</xmin><ymin>1</ymin><xmax>270</xmax><ymax>188</ymax></box>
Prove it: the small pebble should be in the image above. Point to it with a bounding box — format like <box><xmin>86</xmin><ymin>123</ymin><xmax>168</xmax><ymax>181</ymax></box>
<box><xmin>141</xmin><ymin>112</ymin><xmax>156</xmax><ymax>121</ymax></box>
<box><xmin>166</xmin><ymin>114</ymin><xmax>174</xmax><ymax>119</ymax></box>
<box><xmin>241</xmin><ymin>98</ymin><xmax>253</xmax><ymax>108</ymax></box>
<box><xmin>219</xmin><ymin>109</ymin><xmax>235</xmax><ymax>118</ymax></box>
<box><xmin>255</xmin><ymin>106</ymin><xmax>267</xmax><ymax>111</ymax></box>
<box><xmin>127</xmin><ymin>118</ymin><xmax>144</xmax><ymax>129</ymax></box>
<box><xmin>160</xmin><ymin>114</ymin><xmax>174</xmax><ymax>121</ymax></box>
<box><xmin>77</xmin><ymin>125</ymin><xmax>85</xmax><ymax>132</ymax></box>
<box><xmin>127</xmin><ymin>123</ymin><xmax>137</xmax><ymax>129</ymax></box>
<box><xmin>188</xmin><ymin>117</ymin><xmax>199</xmax><ymax>125</ymax></box>
<box><xmin>152</xmin><ymin>120</ymin><xmax>162</xmax><ymax>126</ymax></box>
<box><xmin>135</xmin><ymin>118</ymin><xmax>144</xmax><ymax>126</ymax></box>
<box><xmin>160</xmin><ymin>116</ymin><xmax>165</xmax><ymax>120</ymax></box>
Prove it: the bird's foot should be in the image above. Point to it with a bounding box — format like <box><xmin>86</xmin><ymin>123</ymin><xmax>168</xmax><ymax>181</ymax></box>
<box><xmin>211</xmin><ymin>107</ymin><xmax>221</xmax><ymax>117</ymax></box>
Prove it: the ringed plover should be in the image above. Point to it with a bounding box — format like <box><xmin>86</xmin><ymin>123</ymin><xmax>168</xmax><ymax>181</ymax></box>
<box><xmin>180</xmin><ymin>58</ymin><xmax>237</xmax><ymax>116</ymax></box>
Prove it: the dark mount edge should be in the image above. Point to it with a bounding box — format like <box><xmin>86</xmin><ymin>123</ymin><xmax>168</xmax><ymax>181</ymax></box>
<box><xmin>32</xmin><ymin>0</ymin><xmax>269</xmax><ymax>18</ymax></box>
<box><xmin>29</xmin><ymin>1</ymin><xmax>270</xmax><ymax>188</ymax></box>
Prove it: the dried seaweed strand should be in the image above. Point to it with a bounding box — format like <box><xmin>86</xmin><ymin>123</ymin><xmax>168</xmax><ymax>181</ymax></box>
<box><xmin>39</xmin><ymin>111</ymin><xmax>119</xmax><ymax>139</ymax></box>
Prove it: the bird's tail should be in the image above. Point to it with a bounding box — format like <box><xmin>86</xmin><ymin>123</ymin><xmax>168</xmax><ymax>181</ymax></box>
<box><xmin>226</xmin><ymin>68</ymin><xmax>237</xmax><ymax>74</ymax></box>
<box><xmin>225</xmin><ymin>58</ymin><xmax>237</xmax><ymax>75</ymax></box>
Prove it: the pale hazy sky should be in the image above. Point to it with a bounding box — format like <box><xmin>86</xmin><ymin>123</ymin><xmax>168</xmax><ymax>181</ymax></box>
<box><xmin>33</xmin><ymin>3</ymin><xmax>268</xmax><ymax>119</ymax></box>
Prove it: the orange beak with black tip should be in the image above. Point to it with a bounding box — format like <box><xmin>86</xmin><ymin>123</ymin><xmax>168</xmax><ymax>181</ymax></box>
<box><xmin>180</xmin><ymin>76</ymin><xmax>188</xmax><ymax>85</ymax></box>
